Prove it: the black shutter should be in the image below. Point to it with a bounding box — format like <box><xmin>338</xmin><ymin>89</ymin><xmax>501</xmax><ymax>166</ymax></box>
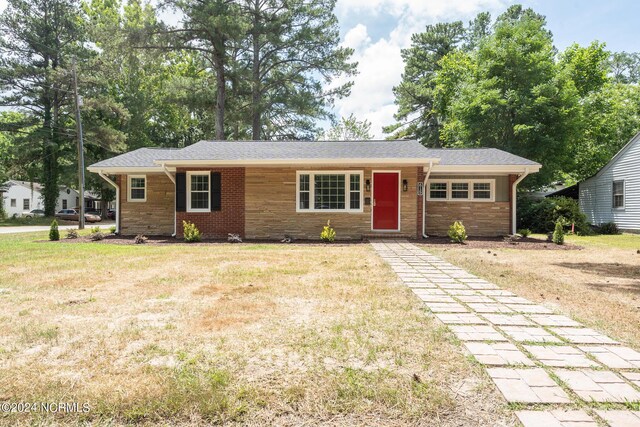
<box><xmin>211</xmin><ymin>172</ymin><xmax>221</xmax><ymax>211</ymax></box>
<box><xmin>176</xmin><ymin>172</ymin><xmax>186</xmax><ymax>212</ymax></box>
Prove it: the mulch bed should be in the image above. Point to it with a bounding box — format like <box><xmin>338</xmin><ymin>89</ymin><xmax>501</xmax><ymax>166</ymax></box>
<box><xmin>419</xmin><ymin>236</ymin><xmax>582</xmax><ymax>250</ymax></box>
<box><xmin>51</xmin><ymin>234</ymin><xmax>371</xmax><ymax>246</ymax></box>
<box><xmin>46</xmin><ymin>234</ymin><xmax>581</xmax><ymax>250</ymax></box>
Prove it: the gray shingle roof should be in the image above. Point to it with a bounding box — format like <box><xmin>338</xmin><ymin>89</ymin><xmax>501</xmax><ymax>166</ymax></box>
<box><xmin>89</xmin><ymin>147</ymin><xmax>182</xmax><ymax>168</ymax></box>
<box><xmin>423</xmin><ymin>148</ymin><xmax>540</xmax><ymax>166</ymax></box>
<box><xmin>162</xmin><ymin>139</ymin><xmax>435</xmax><ymax>161</ymax></box>
<box><xmin>87</xmin><ymin>140</ymin><xmax>540</xmax><ymax>169</ymax></box>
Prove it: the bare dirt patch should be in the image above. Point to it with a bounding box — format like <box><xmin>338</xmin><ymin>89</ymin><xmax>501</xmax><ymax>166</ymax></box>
<box><xmin>421</xmin><ymin>235</ymin><xmax>581</xmax><ymax>250</ymax></box>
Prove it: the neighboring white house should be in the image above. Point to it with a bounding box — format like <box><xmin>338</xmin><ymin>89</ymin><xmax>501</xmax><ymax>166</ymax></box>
<box><xmin>1</xmin><ymin>180</ymin><xmax>80</xmax><ymax>217</ymax></box>
<box><xmin>579</xmin><ymin>131</ymin><xmax>640</xmax><ymax>232</ymax></box>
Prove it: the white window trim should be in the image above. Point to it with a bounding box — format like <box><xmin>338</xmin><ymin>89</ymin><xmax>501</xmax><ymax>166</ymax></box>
<box><xmin>127</xmin><ymin>174</ymin><xmax>147</xmax><ymax>202</ymax></box>
<box><xmin>612</xmin><ymin>180</ymin><xmax>625</xmax><ymax>210</ymax></box>
<box><xmin>187</xmin><ymin>171</ymin><xmax>211</xmax><ymax>213</ymax></box>
<box><xmin>427</xmin><ymin>179</ymin><xmax>496</xmax><ymax>202</ymax></box>
<box><xmin>295</xmin><ymin>170</ymin><xmax>364</xmax><ymax>213</ymax></box>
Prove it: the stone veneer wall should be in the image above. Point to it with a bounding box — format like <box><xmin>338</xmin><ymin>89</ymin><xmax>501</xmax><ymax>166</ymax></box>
<box><xmin>118</xmin><ymin>173</ymin><xmax>175</xmax><ymax>235</ymax></box>
<box><xmin>425</xmin><ymin>201</ymin><xmax>511</xmax><ymax>237</ymax></box>
<box><xmin>244</xmin><ymin>166</ymin><xmax>419</xmax><ymax>240</ymax></box>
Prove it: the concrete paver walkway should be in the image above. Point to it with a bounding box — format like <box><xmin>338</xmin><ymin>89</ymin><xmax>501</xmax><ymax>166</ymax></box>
<box><xmin>372</xmin><ymin>240</ymin><xmax>640</xmax><ymax>427</ymax></box>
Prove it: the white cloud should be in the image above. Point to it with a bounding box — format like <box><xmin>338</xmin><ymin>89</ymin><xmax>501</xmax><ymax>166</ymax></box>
<box><xmin>332</xmin><ymin>0</ymin><xmax>512</xmax><ymax>138</ymax></box>
<box><xmin>343</xmin><ymin>24</ymin><xmax>371</xmax><ymax>49</ymax></box>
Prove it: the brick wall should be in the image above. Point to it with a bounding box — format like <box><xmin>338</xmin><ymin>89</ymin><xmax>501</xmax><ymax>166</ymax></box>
<box><xmin>118</xmin><ymin>173</ymin><xmax>175</xmax><ymax>235</ymax></box>
<box><xmin>425</xmin><ymin>201</ymin><xmax>511</xmax><ymax>237</ymax></box>
<box><xmin>245</xmin><ymin>166</ymin><xmax>419</xmax><ymax>240</ymax></box>
<box><xmin>176</xmin><ymin>167</ymin><xmax>245</xmax><ymax>239</ymax></box>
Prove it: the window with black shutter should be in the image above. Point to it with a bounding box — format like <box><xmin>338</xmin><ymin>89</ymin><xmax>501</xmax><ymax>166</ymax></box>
<box><xmin>176</xmin><ymin>172</ymin><xmax>186</xmax><ymax>212</ymax></box>
<box><xmin>211</xmin><ymin>172</ymin><xmax>221</xmax><ymax>211</ymax></box>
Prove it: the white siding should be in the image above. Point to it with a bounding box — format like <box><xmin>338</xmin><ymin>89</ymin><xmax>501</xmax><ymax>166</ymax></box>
<box><xmin>1</xmin><ymin>182</ymin><xmax>80</xmax><ymax>217</ymax></box>
<box><xmin>2</xmin><ymin>184</ymin><xmax>44</xmax><ymax>217</ymax></box>
<box><xmin>579</xmin><ymin>133</ymin><xmax>640</xmax><ymax>231</ymax></box>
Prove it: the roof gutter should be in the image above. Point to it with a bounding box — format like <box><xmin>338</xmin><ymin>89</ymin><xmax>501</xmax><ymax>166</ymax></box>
<box><xmin>97</xmin><ymin>171</ymin><xmax>120</xmax><ymax>235</ymax></box>
<box><xmin>161</xmin><ymin>163</ymin><xmax>177</xmax><ymax>237</ymax></box>
<box><xmin>422</xmin><ymin>161</ymin><xmax>433</xmax><ymax>239</ymax></box>
<box><xmin>511</xmin><ymin>167</ymin><xmax>530</xmax><ymax>235</ymax></box>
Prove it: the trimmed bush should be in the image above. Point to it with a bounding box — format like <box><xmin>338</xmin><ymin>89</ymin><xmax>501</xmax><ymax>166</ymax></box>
<box><xmin>448</xmin><ymin>221</ymin><xmax>467</xmax><ymax>244</ymax></box>
<box><xmin>183</xmin><ymin>221</ymin><xmax>201</xmax><ymax>243</ymax></box>
<box><xmin>598</xmin><ymin>222</ymin><xmax>619</xmax><ymax>235</ymax></box>
<box><xmin>134</xmin><ymin>234</ymin><xmax>148</xmax><ymax>244</ymax></box>
<box><xmin>320</xmin><ymin>220</ymin><xmax>336</xmax><ymax>243</ymax></box>
<box><xmin>518</xmin><ymin>195</ymin><xmax>592</xmax><ymax>235</ymax></box>
<box><xmin>90</xmin><ymin>226</ymin><xmax>100</xmax><ymax>233</ymax></box>
<box><xmin>109</xmin><ymin>225</ymin><xmax>116</xmax><ymax>234</ymax></box>
<box><xmin>90</xmin><ymin>231</ymin><xmax>105</xmax><ymax>241</ymax></box>
<box><xmin>517</xmin><ymin>228</ymin><xmax>531</xmax><ymax>237</ymax></box>
<box><xmin>49</xmin><ymin>219</ymin><xmax>60</xmax><ymax>241</ymax></box>
<box><xmin>552</xmin><ymin>220</ymin><xmax>565</xmax><ymax>245</ymax></box>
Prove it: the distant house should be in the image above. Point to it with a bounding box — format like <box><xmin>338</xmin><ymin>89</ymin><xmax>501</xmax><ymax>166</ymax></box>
<box><xmin>87</xmin><ymin>139</ymin><xmax>541</xmax><ymax>239</ymax></box>
<box><xmin>1</xmin><ymin>180</ymin><xmax>79</xmax><ymax>217</ymax></box>
<box><xmin>579</xmin><ymin>132</ymin><xmax>640</xmax><ymax>232</ymax></box>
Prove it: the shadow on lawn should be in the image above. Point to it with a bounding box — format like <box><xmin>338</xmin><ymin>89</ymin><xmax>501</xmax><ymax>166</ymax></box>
<box><xmin>554</xmin><ymin>262</ymin><xmax>640</xmax><ymax>280</ymax></box>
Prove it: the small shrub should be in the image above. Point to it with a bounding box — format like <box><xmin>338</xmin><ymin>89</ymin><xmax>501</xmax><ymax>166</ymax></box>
<box><xmin>598</xmin><ymin>222</ymin><xmax>619</xmax><ymax>235</ymax></box>
<box><xmin>183</xmin><ymin>221</ymin><xmax>201</xmax><ymax>243</ymax></box>
<box><xmin>90</xmin><ymin>226</ymin><xmax>100</xmax><ymax>233</ymax></box>
<box><xmin>448</xmin><ymin>221</ymin><xmax>467</xmax><ymax>244</ymax></box>
<box><xmin>49</xmin><ymin>219</ymin><xmax>59</xmax><ymax>241</ymax></box>
<box><xmin>134</xmin><ymin>234</ymin><xmax>147</xmax><ymax>244</ymax></box>
<box><xmin>517</xmin><ymin>228</ymin><xmax>531</xmax><ymax>238</ymax></box>
<box><xmin>65</xmin><ymin>229</ymin><xmax>79</xmax><ymax>239</ymax></box>
<box><xmin>109</xmin><ymin>225</ymin><xmax>116</xmax><ymax>234</ymax></box>
<box><xmin>90</xmin><ymin>231</ymin><xmax>105</xmax><ymax>241</ymax></box>
<box><xmin>320</xmin><ymin>220</ymin><xmax>336</xmax><ymax>243</ymax></box>
<box><xmin>552</xmin><ymin>220</ymin><xmax>565</xmax><ymax>245</ymax></box>
<box><xmin>518</xmin><ymin>195</ymin><xmax>592</xmax><ymax>235</ymax></box>
<box><xmin>227</xmin><ymin>233</ymin><xmax>242</xmax><ymax>243</ymax></box>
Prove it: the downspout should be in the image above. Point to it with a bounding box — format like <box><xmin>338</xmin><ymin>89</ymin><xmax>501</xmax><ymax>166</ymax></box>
<box><xmin>511</xmin><ymin>167</ymin><xmax>530</xmax><ymax>235</ymax></box>
<box><xmin>422</xmin><ymin>161</ymin><xmax>433</xmax><ymax>238</ymax></box>
<box><xmin>98</xmin><ymin>171</ymin><xmax>119</xmax><ymax>234</ymax></box>
<box><xmin>162</xmin><ymin>163</ymin><xmax>177</xmax><ymax>237</ymax></box>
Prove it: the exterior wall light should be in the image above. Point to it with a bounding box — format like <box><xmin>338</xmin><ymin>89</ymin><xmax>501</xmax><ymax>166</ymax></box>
<box><xmin>365</xmin><ymin>179</ymin><xmax>371</xmax><ymax>192</ymax></box>
<box><xmin>402</xmin><ymin>179</ymin><xmax>408</xmax><ymax>192</ymax></box>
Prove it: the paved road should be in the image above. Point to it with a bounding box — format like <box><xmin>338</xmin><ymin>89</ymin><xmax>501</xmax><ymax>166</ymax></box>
<box><xmin>0</xmin><ymin>221</ymin><xmax>115</xmax><ymax>234</ymax></box>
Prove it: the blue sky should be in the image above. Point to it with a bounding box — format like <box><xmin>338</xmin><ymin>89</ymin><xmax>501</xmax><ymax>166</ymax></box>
<box><xmin>1</xmin><ymin>0</ymin><xmax>638</xmax><ymax>137</ymax></box>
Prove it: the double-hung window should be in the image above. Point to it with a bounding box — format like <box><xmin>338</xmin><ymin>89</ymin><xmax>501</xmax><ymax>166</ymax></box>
<box><xmin>297</xmin><ymin>171</ymin><xmax>363</xmax><ymax>212</ymax></box>
<box><xmin>612</xmin><ymin>180</ymin><xmax>625</xmax><ymax>209</ymax></box>
<box><xmin>451</xmin><ymin>182</ymin><xmax>469</xmax><ymax>199</ymax></box>
<box><xmin>187</xmin><ymin>172</ymin><xmax>210</xmax><ymax>212</ymax></box>
<box><xmin>427</xmin><ymin>179</ymin><xmax>495</xmax><ymax>201</ymax></box>
<box><xmin>429</xmin><ymin>182</ymin><xmax>447</xmax><ymax>199</ymax></box>
<box><xmin>23</xmin><ymin>199</ymin><xmax>29</xmax><ymax>210</ymax></box>
<box><xmin>128</xmin><ymin>175</ymin><xmax>146</xmax><ymax>202</ymax></box>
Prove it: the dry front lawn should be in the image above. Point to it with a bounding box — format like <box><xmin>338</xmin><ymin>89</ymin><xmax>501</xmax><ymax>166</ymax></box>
<box><xmin>0</xmin><ymin>232</ymin><xmax>509</xmax><ymax>426</ymax></box>
<box><xmin>423</xmin><ymin>234</ymin><xmax>640</xmax><ymax>349</ymax></box>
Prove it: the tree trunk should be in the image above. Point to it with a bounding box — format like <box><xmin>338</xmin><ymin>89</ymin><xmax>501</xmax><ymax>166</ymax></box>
<box><xmin>213</xmin><ymin>48</ymin><xmax>226</xmax><ymax>141</ymax></box>
<box><xmin>41</xmin><ymin>72</ymin><xmax>58</xmax><ymax>217</ymax></box>
<box><xmin>251</xmin><ymin>24</ymin><xmax>261</xmax><ymax>140</ymax></box>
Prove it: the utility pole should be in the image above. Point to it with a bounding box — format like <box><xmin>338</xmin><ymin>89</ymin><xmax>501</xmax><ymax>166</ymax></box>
<box><xmin>72</xmin><ymin>60</ymin><xmax>86</xmax><ymax>230</ymax></box>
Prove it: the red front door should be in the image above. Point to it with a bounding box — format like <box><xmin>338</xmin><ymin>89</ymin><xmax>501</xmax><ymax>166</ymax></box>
<box><xmin>373</xmin><ymin>172</ymin><xmax>399</xmax><ymax>231</ymax></box>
